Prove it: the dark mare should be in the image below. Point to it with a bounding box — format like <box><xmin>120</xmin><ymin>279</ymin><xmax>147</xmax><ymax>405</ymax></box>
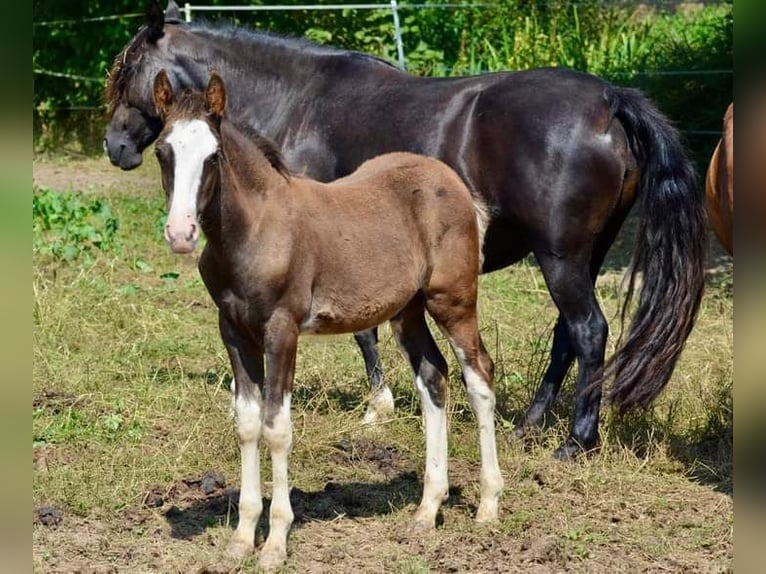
<box><xmin>152</xmin><ymin>70</ymin><xmax>501</xmax><ymax>568</ymax></box>
<box><xmin>705</xmin><ymin>103</ymin><xmax>733</xmax><ymax>256</ymax></box>
<box><xmin>105</xmin><ymin>0</ymin><xmax>707</xmax><ymax>460</ymax></box>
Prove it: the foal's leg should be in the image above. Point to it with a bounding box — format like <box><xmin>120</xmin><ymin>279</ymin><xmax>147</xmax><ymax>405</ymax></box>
<box><xmin>536</xmin><ymin>253</ymin><xmax>608</xmax><ymax>461</ymax></box>
<box><xmin>355</xmin><ymin>328</ymin><xmax>395</xmax><ymax>425</ymax></box>
<box><xmin>258</xmin><ymin>310</ymin><xmax>298</xmax><ymax>570</ymax></box>
<box><xmin>389</xmin><ymin>299</ymin><xmax>449</xmax><ymax>528</ymax></box>
<box><xmin>219</xmin><ymin>314</ymin><xmax>265</xmax><ymax>559</ymax></box>
<box><xmin>427</xmin><ymin>295</ymin><xmax>504</xmax><ymax>522</ymax></box>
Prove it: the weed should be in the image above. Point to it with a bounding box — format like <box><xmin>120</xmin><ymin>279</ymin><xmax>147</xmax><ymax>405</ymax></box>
<box><xmin>33</xmin><ymin>187</ymin><xmax>119</xmax><ymax>261</ymax></box>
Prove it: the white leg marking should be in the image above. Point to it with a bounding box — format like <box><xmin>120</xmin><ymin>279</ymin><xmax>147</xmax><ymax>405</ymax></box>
<box><xmin>228</xmin><ymin>393</ymin><xmax>263</xmax><ymax>558</ymax></box>
<box><xmin>260</xmin><ymin>393</ymin><xmax>294</xmax><ymax>570</ymax></box>
<box><xmin>362</xmin><ymin>385</ymin><xmax>395</xmax><ymax>425</ymax></box>
<box><xmin>413</xmin><ymin>375</ymin><xmax>449</xmax><ymax>528</ymax></box>
<box><xmin>454</xmin><ymin>347</ymin><xmax>503</xmax><ymax>522</ymax></box>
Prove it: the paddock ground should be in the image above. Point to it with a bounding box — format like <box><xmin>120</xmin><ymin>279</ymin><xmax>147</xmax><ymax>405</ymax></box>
<box><xmin>33</xmin><ymin>155</ymin><xmax>732</xmax><ymax>573</ymax></box>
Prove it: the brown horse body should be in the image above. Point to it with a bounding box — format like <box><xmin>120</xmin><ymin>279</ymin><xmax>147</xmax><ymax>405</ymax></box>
<box><xmin>152</xmin><ymin>71</ymin><xmax>502</xmax><ymax>569</ymax></box>
<box><xmin>706</xmin><ymin>103</ymin><xmax>734</xmax><ymax>255</ymax></box>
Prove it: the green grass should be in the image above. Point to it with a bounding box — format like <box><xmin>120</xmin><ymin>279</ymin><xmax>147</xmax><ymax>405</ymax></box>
<box><xmin>32</xmin><ymin>157</ymin><xmax>733</xmax><ymax>572</ymax></box>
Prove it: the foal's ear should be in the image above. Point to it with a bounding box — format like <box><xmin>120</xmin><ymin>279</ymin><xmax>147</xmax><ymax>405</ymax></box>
<box><xmin>153</xmin><ymin>69</ymin><xmax>174</xmax><ymax>119</ymax></box>
<box><xmin>205</xmin><ymin>73</ymin><xmax>227</xmax><ymax>117</ymax></box>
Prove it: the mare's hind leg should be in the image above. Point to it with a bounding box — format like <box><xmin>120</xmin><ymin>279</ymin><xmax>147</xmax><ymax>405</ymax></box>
<box><xmin>426</xmin><ymin>293</ymin><xmax>504</xmax><ymax>522</ymax></box>
<box><xmin>389</xmin><ymin>298</ymin><xmax>449</xmax><ymax>528</ymax></box>
<box><xmin>514</xmin><ymin>317</ymin><xmax>575</xmax><ymax>439</ymax></box>
<box><xmin>219</xmin><ymin>313</ymin><xmax>265</xmax><ymax>560</ymax></box>
<box><xmin>536</xmin><ymin>253</ymin><xmax>608</xmax><ymax>461</ymax></box>
<box><xmin>516</xmin><ymin>214</ymin><xmax>627</xmax><ymax>443</ymax></box>
<box><xmin>355</xmin><ymin>328</ymin><xmax>395</xmax><ymax>425</ymax></box>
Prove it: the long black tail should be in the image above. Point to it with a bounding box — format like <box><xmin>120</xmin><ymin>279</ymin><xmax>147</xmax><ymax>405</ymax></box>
<box><xmin>603</xmin><ymin>86</ymin><xmax>707</xmax><ymax>413</ymax></box>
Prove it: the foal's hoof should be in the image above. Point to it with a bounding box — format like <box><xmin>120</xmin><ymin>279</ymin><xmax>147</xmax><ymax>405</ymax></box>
<box><xmin>226</xmin><ymin>538</ymin><xmax>254</xmax><ymax>560</ymax></box>
<box><xmin>258</xmin><ymin>547</ymin><xmax>287</xmax><ymax>571</ymax></box>
<box><xmin>475</xmin><ymin>502</ymin><xmax>499</xmax><ymax>523</ymax></box>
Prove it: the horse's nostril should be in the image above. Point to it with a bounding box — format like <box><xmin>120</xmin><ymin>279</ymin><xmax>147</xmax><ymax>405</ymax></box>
<box><xmin>188</xmin><ymin>223</ymin><xmax>198</xmax><ymax>241</ymax></box>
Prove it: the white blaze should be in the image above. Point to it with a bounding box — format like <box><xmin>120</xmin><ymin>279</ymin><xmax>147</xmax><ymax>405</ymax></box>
<box><xmin>165</xmin><ymin>119</ymin><xmax>218</xmax><ymax>228</ymax></box>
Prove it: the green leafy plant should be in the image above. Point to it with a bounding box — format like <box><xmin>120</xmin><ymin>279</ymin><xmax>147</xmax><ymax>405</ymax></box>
<box><xmin>33</xmin><ymin>187</ymin><xmax>120</xmax><ymax>261</ymax></box>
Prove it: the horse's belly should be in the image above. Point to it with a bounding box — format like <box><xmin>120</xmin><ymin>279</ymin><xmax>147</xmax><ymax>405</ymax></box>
<box><xmin>300</xmin><ymin>285</ymin><xmax>418</xmax><ymax>335</ymax></box>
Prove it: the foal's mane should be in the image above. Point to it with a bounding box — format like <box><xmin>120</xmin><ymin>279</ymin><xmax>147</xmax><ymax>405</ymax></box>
<box><xmin>104</xmin><ymin>18</ymin><xmax>397</xmax><ymax>115</ymax></box>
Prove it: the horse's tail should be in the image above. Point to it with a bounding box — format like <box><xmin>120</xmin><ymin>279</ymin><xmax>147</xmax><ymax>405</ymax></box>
<box><xmin>472</xmin><ymin>195</ymin><xmax>491</xmax><ymax>271</ymax></box>
<box><xmin>602</xmin><ymin>86</ymin><xmax>707</xmax><ymax>413</ymax></box>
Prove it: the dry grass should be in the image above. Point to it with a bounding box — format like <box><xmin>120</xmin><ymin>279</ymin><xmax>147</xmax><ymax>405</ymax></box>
<box><xmin>33</xmin><ymin>156</ymin><xmax>732</xmax><ymax>573</ymax></box>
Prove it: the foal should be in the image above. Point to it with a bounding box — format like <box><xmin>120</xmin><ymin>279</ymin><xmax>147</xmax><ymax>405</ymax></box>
<box><xmin>152</xmin><ymin>70</ymin><xmax>503</xmax><ymax>569</ymax></box>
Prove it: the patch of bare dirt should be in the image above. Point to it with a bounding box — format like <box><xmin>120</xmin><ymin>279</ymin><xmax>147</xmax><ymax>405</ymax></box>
<box><xmin>33</xmin><ymin>155</ymin><xmax>159</xmax><ymax>196</ymax></box>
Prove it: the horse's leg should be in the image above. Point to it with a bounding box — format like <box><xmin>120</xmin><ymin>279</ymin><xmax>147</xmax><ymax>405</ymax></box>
<box><xmin>258</xmin><ymin>310</ymin><xmax>298</xmax><ymax>570</ymax></box>
<box><xmin>389</xmin><ymin>298</ymin><xmax>449</xmax><ymax>528</ymax></box>
<box><xmin>426</xmin><ymin>295</ymin><xmax>503</xmax><ymax>523</ymax></box>
<box><xmin>514</xmin><ymin>317</ymin><xmax>575</xmax><ymax>438</ymax></box>
<box><xmin>515</xmin><ymin>220</ymin><xmax>624</xmax><ymax>439</ymax></box>
<box><xmin>355</xmin><ymin>328</ymin><xmax>394</xmax><ymax>424</ymax></box>
<box><xmin>536</xmin><ymin>253</ymin><xmax>608</xmax><ymax>460</ymax></box>
<box><xmin>219</xmin><ymin>313</ymin><xmax>265</xmax><ymax>560</ymax></box>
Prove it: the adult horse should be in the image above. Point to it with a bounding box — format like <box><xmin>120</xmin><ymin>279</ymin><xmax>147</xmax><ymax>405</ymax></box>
<box><xmin>705</xmin><ymin>103</ymin><xmax>733</xmax><ymax>256</ymax></box>
<box><xmin>152</xmin><ymin>71</ymin><xmax>501</xmax><ymax>567</ymax></box>
<box><xmin>104</xmin><ymin>0</ymin><xmax>706</xmax><ymax>460</ymax></box>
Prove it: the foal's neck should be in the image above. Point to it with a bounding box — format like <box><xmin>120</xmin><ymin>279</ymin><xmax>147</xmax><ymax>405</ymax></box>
<box><xmin>202</xmin><ymin>120</ymin><xmax>288</xmax><ymax>253</ymax></box>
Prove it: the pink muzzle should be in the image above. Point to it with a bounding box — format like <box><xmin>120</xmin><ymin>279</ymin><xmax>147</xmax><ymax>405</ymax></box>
<box><xmin>165</xmin><ymin>214</ymin><xmax>200</xmax><ymax>254</ymax></box>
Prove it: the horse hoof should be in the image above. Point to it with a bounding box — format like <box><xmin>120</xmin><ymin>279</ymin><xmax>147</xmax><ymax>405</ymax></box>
<box><xmin>226</xmin><ymin>538</ymin><xmax>254</xmax><ymax>560</ymax></box>
<box><xmin>411</xmin><ymin>509</ymin><xmax>437</xmax><ymax>532</ymax></box>
<box><xmin>475</xmin><ymin>503</ymin><xmax>499</xmax><ymax>523</ymax></box>
<box><xmin>361</xmin><ymin>386</ymin><xmax>395</xmax><ymax>425</ymax></box>
<box><xmin>258</xmin><ymin>548</ymin><xmax>287</xmax><ymax>571</ymax></box>
<box><xmin>553</xmin><ymin>438</ymin><xmax>597</xmax><ymax>461</ymax></box>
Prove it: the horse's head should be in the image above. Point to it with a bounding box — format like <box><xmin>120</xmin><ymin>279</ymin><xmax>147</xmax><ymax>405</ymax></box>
<box><xmin>153</xmin><ymin>69</ymin><xmax>227</xmax><ymax>254</ymax></box>
<box><xmin>104</xmin><ymin>0</ymin><xmax>183</xmax><ymax>170</ymax></box>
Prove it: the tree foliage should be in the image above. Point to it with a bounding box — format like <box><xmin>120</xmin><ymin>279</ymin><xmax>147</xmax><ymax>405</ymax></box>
<box><xmin>33</xmin><ymin>0</ymin><xmax>732</xmax><ymax>166</ymax></box>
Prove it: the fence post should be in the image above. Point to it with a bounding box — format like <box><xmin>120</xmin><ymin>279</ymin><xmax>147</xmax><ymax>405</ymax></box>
<box><xmin>184</xmin><ymin>2</ymin><xmax>192</xmax><ymax>22</ymax></box>
<box><xmin>390</xmin><ymin>0</ymin><xmax>406</xmax><ymax>70</ymax></box>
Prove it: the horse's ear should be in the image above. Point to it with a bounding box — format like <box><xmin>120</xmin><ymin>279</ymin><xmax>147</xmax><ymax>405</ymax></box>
<box><xmin>146</xmin><ymin>0</ymin><xmax>165</xmax><ymax>43</ymax></box>
<box><xmin>165</xmin><ymin>0</ymin><xmax>182</xmax><ymax>22</ymax></box>
<box><xmin>205</xmin><ymin>73</ymin><xmax>227</xmax><ymax>117</ymax></box>
<box><xmin>153</xmin><ymin>69</ymin><xmax>174</xmax><ymax>118</ymax></box>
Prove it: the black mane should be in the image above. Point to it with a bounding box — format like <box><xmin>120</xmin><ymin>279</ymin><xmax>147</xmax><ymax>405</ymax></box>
<box><xmin>105</xmin><ymin>18</ymin><xmax>398</xmax><ymax>113</ymax></box>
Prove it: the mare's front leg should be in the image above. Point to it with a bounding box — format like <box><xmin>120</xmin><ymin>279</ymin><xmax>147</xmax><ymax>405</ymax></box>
<box><xmin>389</xmin><ymin>299</ymin><xmax>449</xmax><ymax>528</ymax></box>
<box><xmin>219</xmin><ymin>313</ymin><xmax>266</xmax><ymax>559</ymax></box>
<box><xmin>259</xmin><ymin>310</ymin><xmax>299</xmax><ymax>570</ymax></box>
<box><xmin>355</xmin><ymin>328</ymin><xmax>395</xmax><ymax>424</ymax></box>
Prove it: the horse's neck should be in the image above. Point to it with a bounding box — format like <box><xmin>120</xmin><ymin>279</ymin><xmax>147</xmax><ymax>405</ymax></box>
<box><xmin>179</xmin><ymin>30</ymin><xmax>327</xmax><ymax>135</ymax></box>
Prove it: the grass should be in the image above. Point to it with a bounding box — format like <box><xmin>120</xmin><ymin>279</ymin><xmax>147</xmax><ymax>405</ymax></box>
<box><xmin>32</xmin><ymin>156</ymin><xmax>733</xmax><ymax>572</ymax></box>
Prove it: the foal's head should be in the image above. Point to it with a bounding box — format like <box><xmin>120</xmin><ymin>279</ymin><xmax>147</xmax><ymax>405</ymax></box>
<box><xmin>153</xmin><ymin>69</ymin><xmax>227</xmax><ymax>254</ymax></box>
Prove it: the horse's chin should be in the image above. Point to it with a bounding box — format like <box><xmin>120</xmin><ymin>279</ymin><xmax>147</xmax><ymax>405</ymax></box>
<box><xmin>119</xmin><ymin>155</ymin><xmax>143</xmax><ymax>170</ymax></box>
<box><xmin>169</xmin><ymin>241</ymin><xmax>197</xmax><ymax>254</ymax></box>
<box><xmin>106</xmin><ymin>145</ymin><xmax>143</xmax><ymax>170</ymax></box>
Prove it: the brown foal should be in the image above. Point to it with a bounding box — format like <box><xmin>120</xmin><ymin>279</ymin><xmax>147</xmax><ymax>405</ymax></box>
<box><xmin>151</xmin><ymin>70</ymin><xmax>503</xmax><ymax>569</ymax></box>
